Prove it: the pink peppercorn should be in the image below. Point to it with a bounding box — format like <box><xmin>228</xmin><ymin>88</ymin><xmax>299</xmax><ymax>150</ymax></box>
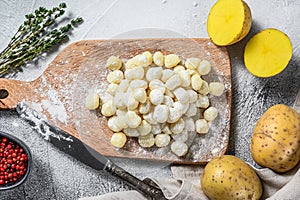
<box><xmin>0</xmin><ymin>137</ymin><xmax>28</xmax><ymax>185</ymax></box>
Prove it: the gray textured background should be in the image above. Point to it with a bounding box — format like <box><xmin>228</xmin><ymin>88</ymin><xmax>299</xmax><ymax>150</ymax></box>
<box><xmin>0</xmin><ymin>0</ymin><xmax>299</xmax><ymax>199</ymax></box>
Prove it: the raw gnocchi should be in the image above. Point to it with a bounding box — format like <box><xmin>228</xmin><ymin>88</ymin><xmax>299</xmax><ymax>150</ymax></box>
<box><xmin>86</xmin><ymin>51</ymin><xmax>225</xmax><ymax>157</ymax></box>
<box><xmin>111</xmin><ymin>132</ymin><xmax>127</xmax><ymax>148</ymax></box>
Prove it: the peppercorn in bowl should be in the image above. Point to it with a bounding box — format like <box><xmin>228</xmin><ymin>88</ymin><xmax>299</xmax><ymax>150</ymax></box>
<box><xmin>0</xmin><ymin>131</ymin><xmax>32</xmax><ymax>190</ymax></box>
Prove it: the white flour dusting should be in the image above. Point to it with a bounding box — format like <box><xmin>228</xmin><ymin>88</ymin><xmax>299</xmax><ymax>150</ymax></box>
<box><xmin>16</xmin><ymin>102</ymin><xmax>73</xmax><ymax>143</ymax></box>
<box><xmin>35</xmin><ymin>74</ymin><xmax>71</xmax><ymax>124</ymax></box>
<box><xmin>41</xmin><ymin>99</ymin><xmax>68</xmax><ymax>124</ymax></box>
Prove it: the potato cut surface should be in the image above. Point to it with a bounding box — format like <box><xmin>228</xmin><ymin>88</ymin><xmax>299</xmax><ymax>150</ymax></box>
<box><xmin>207</xmin><ymin>0</ymin><xmax>251</xmax><ymax>46</ymax></box>
<box><xmin>244</xmin><ymin>28</ymin><xmax>292</xmax><ymax>77</ymax></box>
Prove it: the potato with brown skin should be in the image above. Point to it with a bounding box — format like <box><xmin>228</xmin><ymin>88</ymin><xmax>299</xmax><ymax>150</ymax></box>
<box><xmin>207</xmin><ymin>0</ymin><xmax>252</xmax><ymax>46</ymax></box>
<box><xmin>251</xmin><ymin>104</ymin><xmax>300</xmax><ymax>173</ymax></box>
<box><xmin>201</xmin><ymin>155</ymin><xmax>262</xmax><ymax>200</ymax></box>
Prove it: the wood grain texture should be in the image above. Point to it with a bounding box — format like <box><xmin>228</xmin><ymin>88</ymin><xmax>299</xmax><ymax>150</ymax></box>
<box><xmin>0</xmin><ymin>38</ymin><xmax>231</xmax><ymax>164</ymax></box>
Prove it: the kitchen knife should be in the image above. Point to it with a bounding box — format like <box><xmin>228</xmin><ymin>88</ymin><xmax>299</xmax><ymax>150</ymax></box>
<box><xmin>16</xmin><ymin>102</ymin><xmax>166</xmax><ymax>200</ymax></box>
<box><xmin>293</xmin><ymin>89</ymin><xmax>300</xmax><ymax>114</ymax></box>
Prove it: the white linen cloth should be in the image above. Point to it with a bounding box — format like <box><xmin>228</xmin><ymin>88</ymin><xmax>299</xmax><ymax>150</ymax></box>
<box><xmin>79</xmin><ymin>163</ymin><xmax>300</xmax><ymax>200</ymax></box>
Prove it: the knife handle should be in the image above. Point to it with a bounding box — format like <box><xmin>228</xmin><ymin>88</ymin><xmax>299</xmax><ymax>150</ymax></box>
<box><xmin>104</xmin><ymin>160</ymin><xmax>166</xmax><ymax>200</ymax></box>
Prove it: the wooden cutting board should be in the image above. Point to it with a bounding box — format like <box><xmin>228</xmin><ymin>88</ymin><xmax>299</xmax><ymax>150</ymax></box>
<box><xmin>0</xmin><ymin>38</ymin><xmax>231</xmax><ymax>164</ymax></box>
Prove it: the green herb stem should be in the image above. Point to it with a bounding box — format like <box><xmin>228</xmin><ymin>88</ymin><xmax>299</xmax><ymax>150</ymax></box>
<box><xmin>0</xmin><ymin>3</ymin><xmax>83</xmax><ymax>77</ymax></box>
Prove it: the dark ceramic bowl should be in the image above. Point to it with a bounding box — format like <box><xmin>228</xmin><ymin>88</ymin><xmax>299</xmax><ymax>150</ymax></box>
<box><xmin>0</xmin><ymin>131</ymin><xmax>32</xmax><ymax>190</ymax></box>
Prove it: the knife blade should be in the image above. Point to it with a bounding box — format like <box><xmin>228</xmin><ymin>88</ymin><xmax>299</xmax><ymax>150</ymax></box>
<box><xmin>293</xmin><ymin>89</ymin><xmax>300</xmax><ymax>114</ymax></box>
<box><xmin>16</xmin><ymin>102</ymin><xmax>166</xmax><ymax>200</ymax></box>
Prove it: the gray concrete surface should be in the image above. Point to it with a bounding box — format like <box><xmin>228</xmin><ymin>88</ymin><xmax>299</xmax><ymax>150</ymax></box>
<box><xmin>0</xmin><ymin>0</ymin><xmax>299</xmax><ymax>199</ymax></box>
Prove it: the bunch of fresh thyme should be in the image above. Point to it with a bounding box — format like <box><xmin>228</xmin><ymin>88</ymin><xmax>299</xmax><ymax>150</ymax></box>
<box><xmin>0</xmin><ymin>3</ymin><xmax>83</xmax><ymax>77</ymax></box>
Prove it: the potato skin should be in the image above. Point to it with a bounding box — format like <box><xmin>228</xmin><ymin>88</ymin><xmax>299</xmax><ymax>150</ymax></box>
<box><xmin>201</xmin><ymin>155</ymin><xmax>262</xmax><ymax>200</ymax></box>
<box><xmin>251</xmin><ymin>104</ymin><xmax>300</xmax><ymax>172</ymax></box>
<box><xmin>232</xmin><ymin>0</ymin><xmax>252</xmax><ymax>44</ymax></box>
<box><xmin>207</xmin><ymin>0</ymin><xmax>252</xmax><ymax>46</ymax></box>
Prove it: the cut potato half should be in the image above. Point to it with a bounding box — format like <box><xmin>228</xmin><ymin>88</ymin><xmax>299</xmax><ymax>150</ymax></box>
<box><xmin>244</xmin><ymin>28</ymin><xmax>292</xmax><ymax>77</ymax></box>
<box><xmin>207</xmin><ymin>0</ymin><xmax>252</xmax><ymax>46</ymax></box>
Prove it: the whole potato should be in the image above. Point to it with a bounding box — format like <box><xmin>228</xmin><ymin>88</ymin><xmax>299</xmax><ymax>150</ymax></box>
<box><xmin>251</xmin><ymin>104</ymin><xmax>300</xmax><ymax>173</ymax></box>
<box><xmin>201</xmin><ymin>155</ymin><xmax>262</xmax><ymax>200</ymax></box>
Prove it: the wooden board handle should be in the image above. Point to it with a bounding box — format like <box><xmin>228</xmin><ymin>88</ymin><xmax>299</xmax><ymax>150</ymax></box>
<box><xmin>0</xmin><ymin>78</ymin><xmax>32</xmax><ymax>109</ymax></box>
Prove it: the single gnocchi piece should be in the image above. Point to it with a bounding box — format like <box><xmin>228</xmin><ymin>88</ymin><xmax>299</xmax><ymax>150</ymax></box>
<box><xmin>198</xmin><ymin>81</ymin><xmax>209</xmax><ymax>95</ymax></box>
<box><xmin>137</xmin><ymin>120</ymin><xmax>152</xmax><ymax>136</ymax></box>
<box><xmin>107</xmin><ymin>70</ymin><xmax>124</xmax><ymax>84</ymax></box>
<box><xmin>173</xmin><ymin>65</ymin><xmax>185</xmax><ymax>73</ymax></box>
<box><xmin>107</xmin><ymin>83</ymin><xmax>118</xmax><ymax>95</ymax></box>
<box><xmin>165</xmin><ymin>74</ymin><xmax>182</xmax><ymax>90</ymax></box>
<box><xmin>126</xmin><ymin>111</ymin><xmax>142</xmax><ymax>128</ymax></box>
<box><xmin>155</xmin><ymin>134</ymin><xmax>171</xmax><ymax>147</ymax></box>
<box><xmin>185</xmin><ymin>58</ymin><xmax>201</xmax><ymax>69</ymax></box>
<box><xmin>171</xmin><ymin>141</ymin><xmax>188</xmax><ymax>157</ymax></box>
<box><xmin>125</xmin><ymin>66</ymin><xmax>144</xmax><ymax>80</ymax></box>
<box><xmin>125</xmin><ymin>58</ymin><xmax>136</xmax><ymax>69</ymax></box>
<box><xmin>107</xmin><ymin>116</ymin><xmax>122</xmax><ymax>132</ymax></box>
<box><xmin>153</xmin><ymin>51</ymin><xmax>164</xmax><ymax>66</ymax></box>
<box><xmin>195</xmin><ymin>119</ymin><xmax>210</xmax><ymax>134</ymax></box>
<box><xmin>139</xmin><ymin>100</ymin><xmax>151</xmax><ymax>114</ymax></box>
<box><xmin>153</xmin><ymin>104</ymin><xmax>169</xmax><ymax>123</ymax></box>
<box><xmin>133</xmin><ymin>88</ymin><xmax>147</xmax><ymax>103</ymax></box>
<box><xmin>106</xmin><ymin>56</ymin><xmax>122</xmax><ymax>71</ymax></box>
<box><xmin>129</xmin><ymin>80</ymin><xmax>148</xmax><ymax>89</ymax></box>
<box><xmin>132</xmin><ymin>54</ymin><xmax>149</xmax><ymax>67</ymax></box>
<box><xmin>209</xmin><ymin>82</ymin><xmax>225</xmax><ymax>96</ymax></box>
<box><xmin>204</xmin><ymin>106</ymin><xmax>218</xmax><ymax>121</ymax></box>
<box><xmin>168</xmin><ymin>107</ymin><xmax>182</xmax><ymax>123</ymax></box>
<box><xmin>191</xmin><ymin>74</ymin><xmax>203</xmax><ymax>91</ymax></box>
<box><xmin>164</xmin><ymin>54</ymin><xmax>180</xmax><ymax>68</ymax></box>
<box><xmin>85</xmin><ymin>91</ymin><xmax>100</xmax><ymax>110</ymax></box>
<box><xmin>197</xmin><ymin>60</ymin><xmax>211</xmax><ymax>75</ymax></box>
<box><xmin>149</xmin><ymin>89</ymin><xmax>164</xmax><ymax>105</ymax></box>
<box><xmin>178</xmin><ymin>70</ymin><xmax>191</xmax><ymax>87</ymax></box>
<box><xmin>187</xmin><ymin>90</ymin><xmax>198</xmax><ymax>103</ymax></box>
<box><xmin>170</xmin><ymin>118</ymin><xmax>185</xmax><ymax>134</ymax></box>
<box><xmin>171</xmin><ymin>129</ymin><xmax>188</xmax><ymax>142</ymax></box>
<box><xmin>123</xmin><ymin>128</ymin><xmax>139</xmax><ymax>137</ymax></box>
<box><xmin>173</xmin><ymin>87</ymin><xmax>190</xmax><ymax>104</ymax></box>
<box><xmin>123</xmin><ymin>91</ymin><xmax>139</xmax><ymax>110</ymax></box>
<box><xmin>142</xmin><ymin>51</ymin><xmax>153</xmax><ymax>66</ymax></box>
<box><xmin>149</xmin><ymin>79</ymin><xmax>165</xmax><ymax>93</ymax></box>
<box><xmin>196</xmin><ymin>94</ymin><xmax>210</xmax><ymax>108</ymax></box>
<box><xmin>101</xmin><ymin>99</ymin><xmax>116</xmax><ymax>117</ymax></box>
<box><xmin>185</xmin><ymin>103</ymin><xmax>197</xmax><ymax>117</ymax></box>
<box><xmin>114</xmin><ymin>115</ymin><xmax>128</xmax><ymax>129</ymax></box>
<box><xmin>138</xmin><ymin>134</ymin><xmax>155</xmax><ymax>148</ymax></box>
<box><xmin>146</xmin><ymin>66</ymin><xmax>163</xmax><ymax>81</ymax></box>
<box><xmin>110</xmin><ymin>132</ymin><xmax>127</xmax><ymax>148</ymax></box>
<box><xmin>184</xmin><ymin>117</ymin><xmax>195</xmax><ymax>132</ymax></box>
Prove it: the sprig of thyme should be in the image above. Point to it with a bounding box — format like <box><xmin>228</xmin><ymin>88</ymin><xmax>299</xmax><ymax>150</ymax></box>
<box><xmin>0</xmin><ymin>3</ymin><xmax>83</xmax><ymax>77</ymax></box>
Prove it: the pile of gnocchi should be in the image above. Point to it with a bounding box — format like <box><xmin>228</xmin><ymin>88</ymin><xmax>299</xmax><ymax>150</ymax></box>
<box><xmin>85</xmin><ymin>51</ymin><xmax>224</xmax><ymax>157</ymax></box>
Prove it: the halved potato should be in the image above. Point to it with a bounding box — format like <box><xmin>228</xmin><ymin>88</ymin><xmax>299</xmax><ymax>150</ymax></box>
<box><xmin>244</xmin><ymin>28</ymin><xmax>292</xmax><ymax>77</ymax></box>
<box><xmin>207</xmin><ymin>0</ymin><xmax>252</xmax><ymax>46</ymax></box>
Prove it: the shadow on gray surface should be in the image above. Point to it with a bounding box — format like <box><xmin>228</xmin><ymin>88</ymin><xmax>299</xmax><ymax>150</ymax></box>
<box><xmin>226</xmin><ymin>19</ymin><xmax>263</xmax><ymax>158</ymax></box>
<box><xmin>226</xmin><ymin>19</ymin><xmax>300</xmax><ymax>168</ymax></box>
